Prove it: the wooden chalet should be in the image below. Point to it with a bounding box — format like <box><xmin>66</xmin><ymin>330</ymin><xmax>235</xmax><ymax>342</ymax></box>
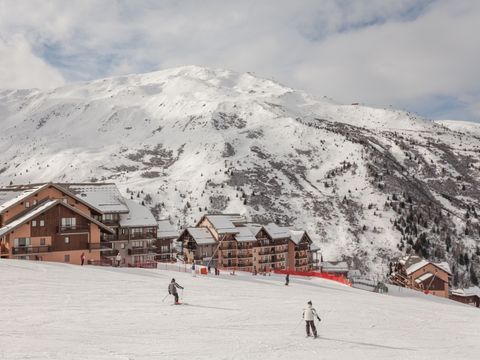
<box><xmin>253</xmin><ymin>223</ymin><xmax>289</xmax><ymax>272</ymax></box>
<box><xmin>288</xmin><ymin>230</ymin><xmax>314</xmax><ymax>271</ymax></box>
<box><xmin>450</xmin><ymin>288</ymin><xmax>480</xmax><ymax>308</ymax></box>
<box><xmin>390</xmin><ymin>255</ymin><xmax>451</xmax><ymax>298</ymax></box>
<box><xmin>0</xmin><ymin>183</ymin><xmax>113</xmax><ymax>264</ymax></box>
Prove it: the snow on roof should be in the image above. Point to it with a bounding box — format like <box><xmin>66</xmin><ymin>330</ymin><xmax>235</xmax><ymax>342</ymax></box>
<box><xmin>0</xmin><ymin>199</ymin><xmax>114</xmax><ymax>237</ymax></box>
<box><xmin>310</xmin><ymin>243</ymin><xmax>320</xmax><ymax>252</ymax></box>
<box><xmin>415</xmin><ymin>272</ymin><xmax>434</xmax><ymax>283</ymax></box>
<box><xmin>435</xmin><ymin>262</ymin><xmax>451</xmax><ymax>275</ymax></box>
<box><xmin>234</xmin><ymin>226</ymin><xmax>257</xmax><ymax>242</ymax></box>
<box><xmin>321</xmin><ymin>261</ymin><xmax>349</xmax><ymax>272</ymax></box>
<box><xmin>405</xmin><ymin>259</ymin><xmax>430</xmax><ymax>275</ymax></box>
<box><xmin>0</xmin><ymin>184</ymin><xmax>45</xmax><ymax>212</ymax></box>
<box><xmin>204</xmin><ymin>214</ymin><xmax>245</xmax><ymax>234</ymax></box>
<box><xmin>64</xmin><ymin>183</ymin><xmax>129</xmax><ymax>213</ymax></box>
<box><xmin>186</xmin><ymin>227</ymin><xmax>216</xmax><ymax>245</ymax></box>
<box><xmin>289</xmin><ymin>230</ymin><xmax>305</xmax><ymax>245</ymax></box>
<box><xmin>119</xmin><ymin>200</ymin><xmax>157</xmax><ymax>227</ymax></box>
<box><xmin>245</xmin><ymin>223</ymin><xmax>262</xmax><ymax>236</ymax></box>
<box><xmin>157</xmin><ymin>219</ymin><xmax>178</xmax><ymax>239</ymax></box>
<box><xmin>0</xmin><ymin>199</ymin><xmax>57</xmax><ymax>237</ymax></box>
<box><xmin>263</xmin><ymin>223</ymin><xmax>291</xmax><ymax>240</ymax></box>
<box><xmin>451</xmin><ymin>287</ymin><xmax>480</xmax><ymax>297</ymax></box>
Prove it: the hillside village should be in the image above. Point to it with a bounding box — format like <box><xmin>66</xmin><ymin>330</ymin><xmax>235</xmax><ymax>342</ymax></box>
<box><xmin>1</xmin><ymin>181</ymin><xmax>478</xmax><ymax>308</ymax></box>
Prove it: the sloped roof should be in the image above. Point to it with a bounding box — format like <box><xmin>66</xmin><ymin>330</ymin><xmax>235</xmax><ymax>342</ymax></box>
<box><xmin>119</xmin><ymin>200</ymin><xmax>157</xmax><ymax>227</ymax></box>
<box><xmin>0</xmin><ymin>199</ymin><xmax>114</xmax><ymax>237</ymax></box>
<box><xmin>184</xmin><ymin>227</ymin><xmax>216</xmax><ymax>245</ymax></box>
<box><xmin>204</xmin><ymin>214</ymin><xmax>245</xmax><ymax>234</ymax></box>
<box><xmin>263</xmin><ymin>223</ymin><xmax>291</xmax><ymax>240</ymax></box>
<box><xmin>245</xmin><ymin>223</ymin><xmax>262</xmax><ymax>237</ymax></box>
<box><xmin>289</xmin><ymin>230</ymin><xmax>305</xmax><ymax>245</ymax></box>
<box><xmin>310</xmin><ymin>243</ymin><xmax>320</xmax><ymax>252</ymax></box>
<box><xmin>405</xmin><ymin>259</ymin><xmax>430</xmax><ymax>275</ymax></box>
<box><xmin>321</xmin><ymin>261</ymin><xmax>349</xmax><ymax>272</ymax></box>
<box><xmin>415</xmin><ymin>272</ymin><xmax>434</xmax><ymax>283</ymax></box>
<box><xmin>157</xmin><ymin>219</ymin><xmax>178</xmax><ymax>239</ymax></box>
<box><xmin>234</xmin><ymin>226</ymin><xmax>257</xmax><ymax>242</ymax></box>
<box><xmin>451</xmin><ymin>287</ymin><xmax>480</xmax><ymax>297</ymax></box>
<box><xmin>63</xmin><ymin>183</ymin><xmax>129</xmax><ymax>213</ymax></box>
<box><xmin>0</xmin><ymin>184</ymin><xmax>45</xmax><ymax>213</ymax></box>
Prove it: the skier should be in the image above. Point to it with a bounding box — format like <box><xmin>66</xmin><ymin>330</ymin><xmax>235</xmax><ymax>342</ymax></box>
<box><xmin>80</xmin><ymin>252</ymin><xmax>86</xmax><ymax>266</ymax></box>
<box><xmin>115</xmin><ymin>252</ymin><xmax>121</xmax><ymax>267</ymax></box>
<box><xmin>191</xmin><ymin>262</ymin><xmax>196</xmax><ymax>277</ymax></box>
<box><xmin>168</xmin><ymin>278</ymin><xmax>184</xmax><ymax>304</ymax></box>
<box><xmin>285</xmin><ymin>273</ymin><xmax>290</xmax><ymax>286</ymax></box>
<box><xmin>303</xmin><ymin>301</ymin><xmax>320</xmax><ymax>338</ymax></box>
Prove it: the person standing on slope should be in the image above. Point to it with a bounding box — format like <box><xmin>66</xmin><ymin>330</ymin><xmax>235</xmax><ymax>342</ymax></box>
<box><xmin>303</xmin><ymin>301</ymin><xmax>320</xmax><ymax>338</ymax></box>
<box><xmin>285</xmin><ymin>274</ymin><xmax>290</xmax><ymax>286</ymax></box>
<box><xmin>80</xmin><ymin>252</ymin><xmax>86</xmax><ymax>266</ymax></box>
<box><xmin>168</xmin><ymin>278</ymin><xmax>184</xmax><ymax>304</ymax></box>
<box><xmin>115</xmin><ymin>252</ymin><xmax>121</xmax><ymax>267</ymax></box>
<box><xmin>191</xmin><ymin>262</ymin><xmax>196</xmax><ymax>277</ymax></box>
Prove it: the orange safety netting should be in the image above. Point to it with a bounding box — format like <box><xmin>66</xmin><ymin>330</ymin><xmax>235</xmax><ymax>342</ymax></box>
<box><xmin>274</xmin><ymin>269</ymin><xmax>352</xmax><ymax>286</ymax></box>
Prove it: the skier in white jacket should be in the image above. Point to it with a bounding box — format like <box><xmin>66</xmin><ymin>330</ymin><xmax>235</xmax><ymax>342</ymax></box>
<box><xmin>303</xmin><ymin>301</ymin><xmax>320</xmax><ymax>338</ymax></box>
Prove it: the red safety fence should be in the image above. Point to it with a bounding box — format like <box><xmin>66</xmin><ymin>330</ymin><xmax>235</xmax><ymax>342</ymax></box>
<box><xmin>274</xmin><ymin>269</ymin><xmax>352</xmax><ymax>286</ymax></box>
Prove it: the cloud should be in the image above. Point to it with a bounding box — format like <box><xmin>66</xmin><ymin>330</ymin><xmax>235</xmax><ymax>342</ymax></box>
<box><xmin>0</xmin><ymin>35</ymin><xmax>64</xmax><ymax>89</ymax></box>
<box><xmin>0</xmin><ymin>0</ymin><xmax>479</xmax><ymax>120</ymax></box>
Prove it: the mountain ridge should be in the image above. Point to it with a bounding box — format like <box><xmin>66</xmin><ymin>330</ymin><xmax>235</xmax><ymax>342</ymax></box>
<box><xmin>1</xmin><ymin>65</ymin><xmax>479</xmax><ymax>286</ymax></box>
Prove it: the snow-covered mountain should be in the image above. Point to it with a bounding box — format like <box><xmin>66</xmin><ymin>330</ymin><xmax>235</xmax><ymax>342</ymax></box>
<box><xmin>1</xmin><ymin>65</ymin><xmax>479</xmax><ymax>285</ymax></box>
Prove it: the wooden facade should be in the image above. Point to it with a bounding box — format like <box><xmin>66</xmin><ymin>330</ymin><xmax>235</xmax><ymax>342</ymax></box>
<box><xmin>0</xmin><ymin>184</ymin><xmax>112</xmax><ymax>265</ymax></box>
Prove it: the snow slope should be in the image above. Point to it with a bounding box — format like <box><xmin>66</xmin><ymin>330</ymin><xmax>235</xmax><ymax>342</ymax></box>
<box><xmin>1</xmin><ymin>259</ymin><xmax>479</xmax><ymax>360</ymax></box>
<box><xmin>1</xmin><ymin>65</ymin><xmax>480</xmax><ymax>284</ymax></box>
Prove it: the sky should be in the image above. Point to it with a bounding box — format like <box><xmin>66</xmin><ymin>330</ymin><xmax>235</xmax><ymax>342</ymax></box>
<box><xmin>0</xmin><ymin>0</ymin><xmax>479</xmax><ymax>122</ymax></box>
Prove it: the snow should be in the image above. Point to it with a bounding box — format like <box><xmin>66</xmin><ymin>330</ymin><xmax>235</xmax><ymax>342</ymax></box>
<box><xmin>1</xmin><ymin>259</ymin><xmax>479</xmax><ymax>360</ymax></box>
<box><xmin>183</xmin><ymin>227</ymin><xmax>216</xmax><ymax>245</ymax></box>
<box><xmin>203</xmin><ymin>214</ymin><xmax>244</xmax><ymax>234</ymax></box>
<box><xmin>263</xmin><ymin>223</ymin><xmax>290</xmax><ymax>240</ymax></box>
<box><xmin>289</xmin><ymin>230</ymin><xmax>305</xmax><ymax>245</ymax></box>
<box><xmin>405</xmin><ymin>259</ymin><xmax>430</xmax><ymax>275</ymax></box>
<box><xmin>0</xmin><ymin>184</ymin><xmax>44</xmax><ymax>212</ymax></box>
<box><xmin>0</xmin><ymin>199</ymin><xmax>57</xmax><ymax>237</ymax></box>
<box><xmin>119</xmin><ymin>199</ymin><xmax>157</xmax><ymax>227</ymax></box>
<box><xmin>415</xmin><ymin>272</ymin><xmax>434</xmax><ymax>283</ymax></box>
<box><xmin>65</xmin><ymin>183</ymin><xmax>129</xmax><ymax>213</ymax></box>
<box><xmin>157</xmin><ymin>219</ymin><xmax>178</xmax><ymax>239</ymax></box>
<box><xmin>234</xmin><ymin>226</ymin><xmax>257</xmax><ymax>242</ymax></box>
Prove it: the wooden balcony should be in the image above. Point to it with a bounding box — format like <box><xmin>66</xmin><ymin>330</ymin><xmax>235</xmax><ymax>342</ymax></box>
<box><xmin>128</xmin><ymin>247</ymin><xmax>157</xmax><ymax>256</ymax></box>
<box><xmin>12</xmin><ymin>246</ymin><xmax>50</xmax><ymax>255</ymax></box>
<box><xmin>57</xmin><ymin>226</ymin><xmax>90</xmax><ymax>234</ymax></box>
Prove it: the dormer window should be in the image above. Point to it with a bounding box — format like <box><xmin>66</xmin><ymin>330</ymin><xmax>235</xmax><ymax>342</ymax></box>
<box><xmin>25</xmin><ymin>201</ymin><xmax>30</xmax><ymax>208</ymax></box>
<box><xmin>33</xmin><ymin>199</ymin><xmax>37</xmax><ymax>206</ymax></box>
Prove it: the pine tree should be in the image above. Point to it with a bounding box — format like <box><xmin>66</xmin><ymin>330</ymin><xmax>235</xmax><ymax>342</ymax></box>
<box><xmin>470</xmin><ymin>267</ymin><xmax>479</xmax><ymax>286</ymax></box>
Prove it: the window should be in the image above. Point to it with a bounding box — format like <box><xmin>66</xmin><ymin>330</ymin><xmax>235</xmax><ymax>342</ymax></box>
<box><xmin>65</xmin><ymin>237</ymin><xmax>70</xmax><ymax>244</ymax></box>
<box><xmin>40</xmin><ymin>238</ymin><xmax>46</xmax><ymax>246</ymax></box>
<box><xmin>14</xmin><ymin>238</ymin><xmax>31</xmax><ymax>247</ymax></box>
<box><xmin>33</xmin><ymin>199</ymin><xmax>37</xmax><ymax>206</ymax></box>
<box><xmin>63</xmin><ymin>198</ymin><xmax>68</xmax><ymax>204</ymax></box>
<box><xmin>61</xmin><ymin>218</ymin><xmax>76</xmax><ymax>228</ymax></box>
<box><xmin>32</xmin><ymin>220</ymin><xmax>37</xmax><ymax>227</ymax></box>
<box><xmin>121</xmin><ymin>243</ymin><xmax>125</xmax><ymax>249</ymax></box>
<box><xmin>40</xmin><ymin>220</ymin><xmax>45</xmax><ymax>227</ymax></box>
<box><xmin>64</xmin><ymin>254</ymin><xmax>70</xmax><ymax>262</ymax></box>
<box><xmin>25</xmin><ymin>201</ymin><xmax>30</xmax><ymax>208</ymax></box>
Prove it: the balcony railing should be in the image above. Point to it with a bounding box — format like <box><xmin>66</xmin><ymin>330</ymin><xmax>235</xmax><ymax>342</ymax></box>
<box><xmin>57</xmin><ymin>226</ymin><xmax>90</xmax><ymax>234</ymax></box>
<box><xmin>128</xmin><ymin>247</ymin><xmax>157</xmax><ymax>256</ymax></box>
<box><xmin>237</xmin><ymin>253</ymin><xmax>252</xmax><ymax>258</ymax></box>
<box><xmin>12</xmin><ymin>246</ymin><xmax>50</xmax><ymax>255</ymax></box>
<box><xmin>102</xmin><ymin>249</ymin><xmax>118</xmax><ymax>257</ymax></box>
<box><xmin>88</xmin><ymin>243</ymin><xmax>103</xmax><ymax>250</ymax></box>
<box><xmin>129</xmin><ymin>232</ymin><xmax>156</xmax><ymax>240</ymax></box>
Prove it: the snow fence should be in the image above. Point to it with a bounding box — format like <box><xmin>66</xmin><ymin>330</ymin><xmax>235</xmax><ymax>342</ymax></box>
<box><xmin>274</xmin><ymin>269</ymin><xmax>352</xmax><ymax>286</ymax></box>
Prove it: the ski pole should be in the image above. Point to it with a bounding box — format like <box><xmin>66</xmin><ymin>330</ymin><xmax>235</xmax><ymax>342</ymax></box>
<box><xmin>162</xmin><ymin>293</ymin><xmax>169</xmax><ymax>302</ymax></box>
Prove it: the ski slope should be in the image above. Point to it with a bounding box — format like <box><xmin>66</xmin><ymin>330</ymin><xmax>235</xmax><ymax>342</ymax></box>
<box><xmin>1</xmin><ymin>260</ymin><xmax>479</xmax><ymax>360</ymax></box>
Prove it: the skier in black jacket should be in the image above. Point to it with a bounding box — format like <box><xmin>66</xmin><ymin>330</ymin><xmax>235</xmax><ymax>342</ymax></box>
<box><xmin>168</xmin><ymin>278</ymin><xmax>184</xmax><ymax>304</ymax></box>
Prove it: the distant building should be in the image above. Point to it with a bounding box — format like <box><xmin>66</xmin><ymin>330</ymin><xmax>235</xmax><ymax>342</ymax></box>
<box><xmin>155</xmin><ymin>219</ymin><xmax>178</xmax><ymax>262</ymax></box>
<box><xmin>390</xmin><ymin>255</ymin><xmax>451</xmax><ymax>298</ymax></box>
<box><xmin>176</xmin><ymin>213</ymin><xmax>318</xmax><ymax>272</ymax></box>
<box><xmin>320</xmin><ymin>261</ymin><xmax>349</xmax><ymax>277</ymax></box>
<box><xmin>450</xmin><ymin>288</ymin><xmax>480</xmax><ymax>308</ymax></box>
